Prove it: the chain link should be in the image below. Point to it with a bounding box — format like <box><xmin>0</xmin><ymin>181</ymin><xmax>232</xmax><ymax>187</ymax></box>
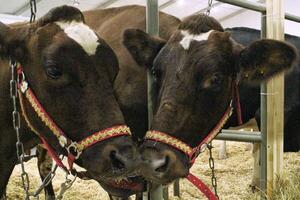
<box><xmin>10</xmin><ymin>59</ymin><xmax>32</xmax><ymax>200</ymax></box>
<box><xmin>206</xmin><ymin>0</ymin><xmax>213</xmax><ymax>15</ymax></box>
<box><xmin>32</xmin><ymin>163</ymin><xmax>58</xmax><ymax>197</ymax></box>
<box><xmin>207</xmin><ymin>142</ymin><xmax>219</xmax><ymax>199</ymax></box>
<box><xmin>29</xmin><ymin>0</ymin><xmax>37</xmax><ymax>23</ymax></box>
<box><xmin>57</xmin><ymin>172</ymin><xmax>77</xmax><ymax>200</ymax></box>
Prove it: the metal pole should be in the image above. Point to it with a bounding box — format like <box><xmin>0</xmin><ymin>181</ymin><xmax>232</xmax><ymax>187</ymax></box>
<box><xmin>216</xmin><ymin>130</ymin><xmax>262</xmax><ymax>142</ymax></box>
<box><xmin>260</xmin><ymin>11</ymin><xmax>267</xmax><ymax>199</ymax></box>
<box><xmin>216</xmin><ymin>0</ymin><xmax>300</xmax><ymax>23</ymax></box>
<box><xmin>146</xmin><ymin>0</ymin><xmax>163</xmax><ymax>199</ymax></box>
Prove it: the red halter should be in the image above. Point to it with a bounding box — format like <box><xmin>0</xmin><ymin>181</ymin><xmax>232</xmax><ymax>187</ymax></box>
<box><xmin>17</xmin><ymin>65</ymin><xmax>131</xmax><ymax>172</ymax></box>
<box><xmin>145</xmin><ymin>79</ymin><xmax>242</xmax><ymax>199</ymax></box>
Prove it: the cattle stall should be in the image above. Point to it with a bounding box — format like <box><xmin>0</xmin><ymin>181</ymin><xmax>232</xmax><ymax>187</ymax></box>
<box><xmin>143</xmin><ymin>0</ymin><xmax>300</xmax><ymax>199</ymax></box>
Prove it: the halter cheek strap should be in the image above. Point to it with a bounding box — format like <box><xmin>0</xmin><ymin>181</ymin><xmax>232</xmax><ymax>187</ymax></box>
<box><xmin>17</xmin><ymin>65</ymin><xmax>131</xmax><ymax>172</ymax></box>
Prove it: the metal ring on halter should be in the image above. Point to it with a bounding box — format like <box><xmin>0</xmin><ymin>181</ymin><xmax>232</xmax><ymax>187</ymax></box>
<box><xmin>66</xmin><ymin>142</ymin><xmax>82</xmax><ymax>159</ymax></box>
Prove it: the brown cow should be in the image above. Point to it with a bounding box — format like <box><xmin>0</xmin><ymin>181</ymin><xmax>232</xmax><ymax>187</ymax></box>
<box><xmin>32</xmin><ymin>5</ymin><xmax>298</xmax><ymax>198</ymax></box>
<box><xmin>123</xmin><ymin>12</ymin><xmax>298</xmax><ymax>185</ymax></box>
<box><xmin>0</xmin><ymin>6</ymin><xmax>140</xmax><ymax>199</ymax></box>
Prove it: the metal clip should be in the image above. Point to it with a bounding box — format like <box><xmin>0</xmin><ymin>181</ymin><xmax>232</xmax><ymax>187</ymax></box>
<box><xmin>66</xmin><ymin>142</ymin><xmax>82</xmax><ymax>159</ymax></box>
<box><xmin>20</xmin><ymin>81</ymin><xmax>28</xmax><ymax>93</ymax></box>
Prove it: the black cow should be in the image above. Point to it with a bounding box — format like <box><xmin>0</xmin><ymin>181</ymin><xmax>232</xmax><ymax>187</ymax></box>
<box><xmin>226</xmin><ymin>27</ymin><xmax>300</xmax><ymax>152</ymax></box>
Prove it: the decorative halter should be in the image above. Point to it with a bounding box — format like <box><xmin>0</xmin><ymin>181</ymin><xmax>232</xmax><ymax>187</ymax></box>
<box><xmin>145</xmin><ymin>78</ymin><xmax>242</xmax><ymax>200</ymax></box>
<box><xmin>16</xmin><ymin>65</ymin><xmax>131</xmax><ymax>172</ymax></box>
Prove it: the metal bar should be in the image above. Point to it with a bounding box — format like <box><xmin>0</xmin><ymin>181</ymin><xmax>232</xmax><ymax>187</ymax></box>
<box><xmin>13</xmin><ymin>0</ymin><xmax>43</xmax><ymax>15</ymax></box>
<box><xmin>260</xmin><ymin>11</ymin><xmax>267</xmax><ymax>200</ymax></box>
<box><xmin>216</xmin><ymin>0</ymin><xmax>300</xmax><ymax>23</ymax></box>
<box><xmin>163</xmin><ymin>187</ymin><xmax>169</xmax><ymax>200</ymax></box>
<box><xmin>159</xmin><ymin>0</ymin><xmax>177</xmax><ymax>10</ymax></box>
<box><xmin>146</xmin><ymin>0</ymin><xmax>162</xmax><ymax>199</ymax></box>
<box><xmin>216</xmin><ymin>0</ymin><xmax>265</xmax><ymax>12</ymax></box>
<box><xmin>192</xmin><ymin>2</ymin><xmax>222</xmax><ymax>15</ymax></box>
<box><xmin>215</xmin><ymin>130</ymin><xmax>262</xmax><ymax>142</ymax></box>
<box><xmin>173</xmin><ymin>179</ymin><xmax>180</xmax><ymax>197</ymax></box>
<box><xmin>97</xmin><ymin>0</ymin><xmax>119</xmax><ymax>9</ymax></box>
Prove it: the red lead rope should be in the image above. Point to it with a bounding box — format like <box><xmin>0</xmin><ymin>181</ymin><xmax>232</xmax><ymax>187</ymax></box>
<box><xmin>187</xmin><ymin>173</ymin><xmax>218</xmax><ymax>200</ymax></box>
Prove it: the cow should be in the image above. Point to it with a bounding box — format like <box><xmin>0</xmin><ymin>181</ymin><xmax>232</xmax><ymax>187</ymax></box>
<box><xmin>0</xmin><ymin>5</ymin><xmax>141</xmax><ymax>199</ymax></box>
<box><xmin>225</xmin><ymin>27</ymin><xmax>300</xmax><ymax>152</ymax></box>
<box><xmin>32</xmin><ymin>6</ymin><xmax>299</xmax><ymax>198</ymax></box>
<box><xmin>222</xmin><ymin>27</ymin><xmax>300</xmax><ymax>187</ymax></box>
<box><xmin>120</xmin><ymin>9</ymin><xmax>298</xmax><ymax>185</ymax></box>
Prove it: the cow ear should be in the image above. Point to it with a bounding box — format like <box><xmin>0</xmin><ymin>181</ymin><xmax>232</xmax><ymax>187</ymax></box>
<box><xmin>0</xmin><ymin>22</ymin><xmax>10</xmax><ymax>57</ymax></box>
<box><xmin>238</xmin><ymin>39</ymin><xmax>298</xmax><ymax>83</ymax></box>
<box><xmin>37</xmin><ymin>5</ymin><xmax>84</xmax><ymax>26</ymax></box>
<box><xmin>123</xmin><ymin>28</ymin><xmax>166</xmax><ymax>68</ymax></box>
<box><xmin>0</xmin><ymin>22</ymin><xmax>27</xmax><ymax>61</ymax></box>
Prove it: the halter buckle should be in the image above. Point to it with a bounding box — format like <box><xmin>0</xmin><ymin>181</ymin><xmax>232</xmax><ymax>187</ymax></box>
<box><xmin>66</xmin><ymin>142</ymin><xmax>82</xmax><ymax>159</ymax></box>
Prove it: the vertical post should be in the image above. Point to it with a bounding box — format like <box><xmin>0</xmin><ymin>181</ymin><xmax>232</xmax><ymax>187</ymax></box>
<box><xmin>146</xmin><ymin>0</ymin><xmax>164</xmax><ymax>199</ymax></box>
<box><xmin>265</xmin><ymin>0</ymin><xmax>285</xmax><ymax>197</ymax></box>
<box><xmin>260</xmin><ymin>11</ymin><xmax>267</xmax><ymax>199</ymax></box>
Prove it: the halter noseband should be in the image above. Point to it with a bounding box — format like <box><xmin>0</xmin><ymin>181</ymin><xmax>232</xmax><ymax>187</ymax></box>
<box><xmin>17</xmin><ymin>65</ymin><xmax>131</xmax><ymax>172</ymax></box>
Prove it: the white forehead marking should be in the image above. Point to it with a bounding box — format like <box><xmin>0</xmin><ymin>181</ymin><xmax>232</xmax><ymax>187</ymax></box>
<box><xmin>55</xmin><ymin>21</ymin><xmax>100</xmax><ymax>56</ymax></box>
<box><xmin>179</xmin><ymin>30</ymin><xmax>213</xmax><ymax>50</ymax></box>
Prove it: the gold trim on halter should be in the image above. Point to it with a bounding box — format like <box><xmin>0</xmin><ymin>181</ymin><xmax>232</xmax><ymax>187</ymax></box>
<box><xmin>145</xmin><ymin>130</ymin><xmax>193</xmax><ymax>155</ymax></box>
<box><xmin>77</xmin><ymin>125</ymin><xmax>131</xmax><ymax>151</ymax></box>
<box><xmin>25</xmin><ymin>89</ymin><xmax>63</xmax><ymax>139</ymax></box>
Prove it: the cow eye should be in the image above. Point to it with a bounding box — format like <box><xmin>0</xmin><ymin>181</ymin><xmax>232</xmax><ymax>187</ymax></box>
<box><xmin>210</xmin><ymin>74</ymin><xmax>223</xmax><ymax>85</ymax></box>
<box><xmin>203</xmin><ymin>73</ymin><xmax>224</xmax><ymax>89</ymax></box>
<box><xmin>46</xmin><ymin>66</ymin><xmax>62</xmax><ymax>79</ymax></box>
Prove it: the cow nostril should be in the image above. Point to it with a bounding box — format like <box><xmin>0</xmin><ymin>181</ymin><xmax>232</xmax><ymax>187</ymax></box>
<box><xmin>109</xmin><ymin>150</ymin><xmax>125</xmax><ymax>170</ymax></box>
<box><xmin>155</xmin><ymin>156</ymin><xmax>170</xmax><ymax>173</ymax></box>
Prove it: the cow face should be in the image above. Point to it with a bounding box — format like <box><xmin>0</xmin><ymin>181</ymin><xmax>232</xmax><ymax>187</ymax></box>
<box><xmin>0</xmin><ymin>6</ymin><xmax>139</xmax><ymax>183</ymax></box>
<box><xmin>123</xmin><ymin>14</ymin><xmax>298</xmax><ymax>184</ymax></box>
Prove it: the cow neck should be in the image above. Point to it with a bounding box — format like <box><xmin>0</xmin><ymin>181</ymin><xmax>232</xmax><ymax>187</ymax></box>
<box><xmin>16</xmin><ymin>64</ymin><xmax>131</xmax><ymax>172</ymax></box>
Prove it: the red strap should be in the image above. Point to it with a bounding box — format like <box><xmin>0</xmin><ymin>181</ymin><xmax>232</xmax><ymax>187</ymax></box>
<box><xmin>39</xmin><ymin>137</ymin><xmax>69</xmax><ymax>172</ymax></box>
<box><xmin>187</xmin><ymin>173</ymin><xmax>218</xmax><ymax>200</ymax></box>
<box><xmin>234</xmin><ymin>83</ymin><xmax>243</xmax><ymax>125</ymax></box>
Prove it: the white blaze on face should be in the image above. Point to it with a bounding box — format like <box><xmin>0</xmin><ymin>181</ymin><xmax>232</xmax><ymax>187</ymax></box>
<box><xmin>55</xmin><ymin>21</ymin><xmax>100</xmax><ymax>56</ymax></box>
<box><xmin>180</xmin><ymin>30</ymin><xmax>214</xmax><ymax>50</ymax></box>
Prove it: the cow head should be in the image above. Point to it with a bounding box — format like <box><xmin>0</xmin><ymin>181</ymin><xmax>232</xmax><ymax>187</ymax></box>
<box><xmin>123</xmin><ymin>14</ymin><xmax>298</xmax><ymax>184</ymax></box>
<box><xmin>0</xmin><ymin>6</ymin><xmax>139</xmax><ymax>184</ymax></box>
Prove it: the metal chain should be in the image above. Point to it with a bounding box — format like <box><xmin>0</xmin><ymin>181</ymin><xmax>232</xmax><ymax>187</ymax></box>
<box><xmin>10</xmin><ymin>59</ymin><xmax>32</xmax><ymax>200</ymax></box>
<box><xmin>57</xmin><ymin>172</ymin><xmax>77</xmax><ymax>200</ymax></box>
<box><xmin>32</xmin><ymin>163</ymin><xmax>58</xmax><ymax>197</ymax></box>
<box><xmin>29</xmin><ymin>0</ymin><xmax>37</xmax><ymax>23</ymax></box>
<box><xmin>207</xmin><ymin>142</ymin><xmax>219</xmax><ymax>199</ymax></box>
<box><xmin>10</xmin><ymin>59</ymin><xmax>59</xmax><ymax>199</ymax></box>
<box><xmin>206</xmin><ymin>0</ymin><xmax>213</xmax><ymax>15</ymax></box>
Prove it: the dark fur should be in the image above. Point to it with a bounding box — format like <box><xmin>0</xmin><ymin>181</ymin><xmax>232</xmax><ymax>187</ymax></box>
<box><xmin>0</xmin><ymin>6</ymin><xmax>138</xmax><ymax>198</ymax></box>
<box><xmin>121</xmin><ymin>10</ymin><xmax>297</xmax><ymax>185</ymax></box>
<box><xmin>35</xmin><ymin>6</ymin><xmax>299</xmax><ymax>198</ymax></box>
<box><xmin>226</xmin><ymin>27</ymin><xmax>300</xmax><ymax>152</ymax></box>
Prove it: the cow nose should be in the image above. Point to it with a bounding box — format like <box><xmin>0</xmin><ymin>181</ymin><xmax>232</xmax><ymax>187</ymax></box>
<box><xmin>109</xmin><ymin>149</ymin><xmax>126</xmax><ymax>170</ymax></box>
<box><xmin>142</xmin><ymin>147</ymin><xmax>174</xmax><ymax>174</ymax></box>
<box><xmin>141</xmin><ymin>144</ymin><xmax>189</xmax><ymax>183</ymax></box>
<box><xmin>105</xmin><ymin>143</ymin><xmax>137</xmax><ymax>170</ymax></box>
<box><xmin>151</xmin><ymin>154</ymin><xmax>169</xmax><ymax>173</ymax></box>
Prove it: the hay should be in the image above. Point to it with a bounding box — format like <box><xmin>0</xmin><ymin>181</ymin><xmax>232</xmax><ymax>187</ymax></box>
<box><xmin>6</xmin><ymin>117</ymin><xmax>300</xmax><ymax>200</ymax></box>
